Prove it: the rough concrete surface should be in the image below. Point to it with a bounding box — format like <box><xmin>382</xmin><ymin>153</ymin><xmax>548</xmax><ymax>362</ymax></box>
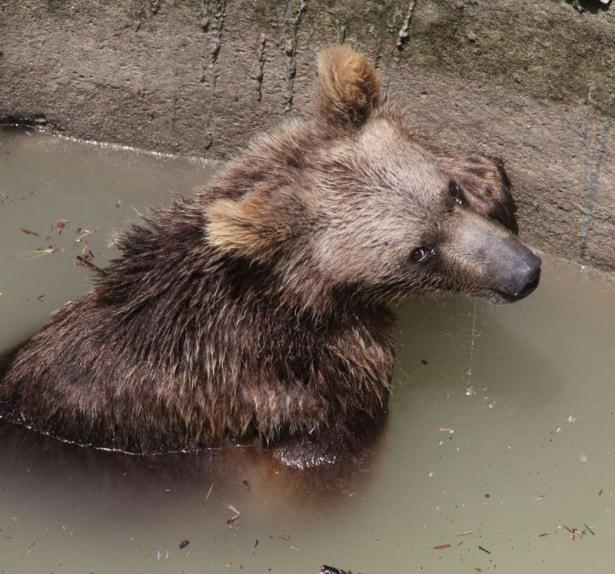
<box><xmin>0</xmin><ymin>0</ymin><xmax>613</xmax><ymax>271</ymax></box>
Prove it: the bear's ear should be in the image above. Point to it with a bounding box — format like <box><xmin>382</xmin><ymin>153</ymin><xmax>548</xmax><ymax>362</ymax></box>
<box><xmin>206</xmin><ymin>192</ymin><xmax>303</xmax><ymax>261</ymax></box>
<box><xmin>443</xmin><ymin>154</ymin><xmax>519</xmax><ymax>234</ymax></box>
<box><xmin>316</xmin><ymin>45</ymin><xmax>381</xmax><ymax>128</ymax></box>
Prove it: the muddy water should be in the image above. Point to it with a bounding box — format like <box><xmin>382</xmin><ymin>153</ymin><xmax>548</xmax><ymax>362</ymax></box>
<box><xmin>1</xmin><ymin>127</ymin><xmax>615</xmax><ymax>574</ymax></box>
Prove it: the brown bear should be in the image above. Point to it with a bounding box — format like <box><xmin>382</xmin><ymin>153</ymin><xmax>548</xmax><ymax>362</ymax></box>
<box><xmin>0</xmin><ymin>46</ymin><xmax>540</xmax><ymax>464</ymax></box>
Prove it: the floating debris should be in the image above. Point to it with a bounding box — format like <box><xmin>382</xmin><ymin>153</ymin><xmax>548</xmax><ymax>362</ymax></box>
<box><xmin>478</xmin><ymin>545</ymin><xmax>491</xmax><ymax>554</ymax></box>
<box><xmin>80</xmin><ymin>244</ymin><xmax>94</xmax><ymax>263</ymax></box>
<box><xmin>321</xmin><ymin>566</ymin><xmax>351</xmax><ymax>574</ymax></box>
<box><xmin>19</xmin><ymin>227</ymin><xmax>40</xmax><ymax>236</ymax></box>
<box><xmin>457</xmin><ymin>530</ymin><xmax>473</xmax><ymax>537</ymax></box>
<box><xmin>15</xmin><ymin>247</ymin><xmax>58</xmax><ymax>260</ymax></box>
<box><xmin>439</xmin><ymin>427</ymin><xmax>455</xmax><ymax>434</ymax></box>
<box><xmin>563</xmin><ymin>525</ymin><xmax>585</xmax><ymax>541</ymax></box>
<box><xmin>75</xmin><ymin>244</ymin><xmax>102</xmax><ymax>273</ymax></box>
<box><xmin>26</xmin><ymin>537</ymin><xmax>38</xmax><ymax>554</ymax></box>
<box><xmin>434</xmin><ymin>543</ymin><xmax>451</xmax><ymax>550</ymax></box>
<box><xmin>155</xmin><ymin>549</ymin><xmax>170</xmax><ymax>560</ymax></box>
<box><xmin>178</xmin><ymin>539</ymin><xmax>190</xmax><ymax>549</ymax></box>
<box><xmin>585</xmin><ymin>524</ymin><xmax>595</xmax><ymax>536</ymax></box>
<box><xmin>75</xmin><ymin>227</ymin><xmax>95</xmax><ymax>242</ymax></box>
<box><xmin>75</xmin><ymin>255</ymin><xmax>103</xmax><ymax>273</ymax></box>
<box><xmin>55</xmin><ymin>219</ymin><xmax>69</xmax><ymax>233</ymax></box>
<box><xmin>205</xmin><ymin>483</ymin><xmax>215</xmax><ymax>500</ymax></box>
<box><xmin>226</xmin><ymin>504</ymin><xmax>241</xmax><ymax>526</ymax></box>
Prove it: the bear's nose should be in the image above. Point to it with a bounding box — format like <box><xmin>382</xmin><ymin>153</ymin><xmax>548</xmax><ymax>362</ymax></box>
<box><xmin>509</xmin><ymin>251</ymin><xmax>542</xmax><ymax>298</ymax></box>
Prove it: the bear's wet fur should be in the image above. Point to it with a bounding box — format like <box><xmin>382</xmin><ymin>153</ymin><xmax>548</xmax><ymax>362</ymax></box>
<box><xmin>0</xmin><ymin>46</ymin><xmax>539</xmax><ymax>462</ymax></box>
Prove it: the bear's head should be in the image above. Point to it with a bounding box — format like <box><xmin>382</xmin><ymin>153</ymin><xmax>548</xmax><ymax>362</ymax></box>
<box><xmin>206</xmin><ymin>46</ymin><xmax>541</xmax><ymax>312</ymax></box>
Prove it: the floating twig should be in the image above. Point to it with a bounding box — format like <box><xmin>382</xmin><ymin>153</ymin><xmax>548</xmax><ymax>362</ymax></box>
<box><xmin>15</xmin><ymin>247</ymin><xmax>57</xmax><ymax>260</ymax></box>
<box><xmin>20</xmin><ymin>227</ymin><xmax>40</xmax><ymax>237</ymax></box>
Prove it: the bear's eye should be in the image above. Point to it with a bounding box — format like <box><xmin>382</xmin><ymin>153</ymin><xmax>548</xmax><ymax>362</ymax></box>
<box><xmin>410</xmin><ymin>247</ymin><xmax>433</xmax><ymax>264</ymax></box>
<box><xmin>449</xmin><ymin>181</ymin><xmax>466</xmax><ymax>206</ymax></box>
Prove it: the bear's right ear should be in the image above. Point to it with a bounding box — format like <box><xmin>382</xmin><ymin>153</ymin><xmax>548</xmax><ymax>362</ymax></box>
<box><xmin>206</xmin><ymin>192</ymin><xmax>303</xmax><ymax>262</ymax></box>
<box><xmin>316</xmin><ymin>45</ymin><xmax>381</xmax><ymax>128</ymax></box>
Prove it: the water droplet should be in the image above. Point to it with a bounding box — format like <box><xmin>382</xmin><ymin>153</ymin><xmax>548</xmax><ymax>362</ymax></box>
<box><xmin>428</xmin><ymin>471</ymin><xmax>434</xmax><ymax>477</ymax></box>
<box><xmin>465</xmin><ymin>386</ymin><xmax>477</xmax><ymax>396</ymax></box>
<box><xmin>555</xmin><ymin>426</ymin><xmax>562</xmax><ymax>433</ymax></box>
<box><xmin>580</xmin><ymin>454</ymin><xmax>588</xmax><ymax>463</ymax></box>
<box><xmin>567</xmin><ymin>415</ymin><xmax>578</xmax><ymax>423</ymax></box>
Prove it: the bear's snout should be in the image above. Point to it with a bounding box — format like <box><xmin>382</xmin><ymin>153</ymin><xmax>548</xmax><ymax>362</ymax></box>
<box><xmin>485</xmin><ymin>237</ymin><xmax>542</xmax><ymax>303</ymax></box>
<box><xmin>451</xmin><ymin>211</ymin><xmax>542</xmax><ymax>304</ymax></box>
<box><xmin>499</xmin><ymin>248</ymin><xmax>541</xmax><ymax>300</ymax></box>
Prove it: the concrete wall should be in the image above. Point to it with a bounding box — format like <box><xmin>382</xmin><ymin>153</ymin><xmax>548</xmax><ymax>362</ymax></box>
<box><xmin>0</xmin><ymin>0</ymin><xmax>613</xmax><ymax>272</ymax></box>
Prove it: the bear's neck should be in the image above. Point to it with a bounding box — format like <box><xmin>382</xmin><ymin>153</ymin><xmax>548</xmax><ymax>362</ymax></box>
<box><xmin>96</xmin><ymin>198</ymin><xmax>396</xmax><ymax>364</ymax></box>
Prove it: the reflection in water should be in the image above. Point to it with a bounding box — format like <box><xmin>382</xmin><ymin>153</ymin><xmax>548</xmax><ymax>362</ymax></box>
<box><xmin>0</xmin><ymin>418</ymin><xmax>387</xmax><ymax>515</ymax></box>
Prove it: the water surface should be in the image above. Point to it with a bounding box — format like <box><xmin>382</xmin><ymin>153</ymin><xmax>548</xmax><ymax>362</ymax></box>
<box><xmin>1</xmin><ymin>128</ymin><xmax>615</xmax><ymax>574</ymax></box>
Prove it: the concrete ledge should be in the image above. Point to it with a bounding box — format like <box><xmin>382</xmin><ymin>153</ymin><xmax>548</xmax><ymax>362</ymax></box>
<box><xmin>0</xmin><ymin>0</ymin><xmax>613</xmax><ymax>271</ymax></box>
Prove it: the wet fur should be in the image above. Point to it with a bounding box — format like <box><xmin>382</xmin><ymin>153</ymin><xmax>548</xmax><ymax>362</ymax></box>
<box><xmin>0</xmin><ymin>46</ymin><xmax>519</xmax><ymax>457</ymax></box>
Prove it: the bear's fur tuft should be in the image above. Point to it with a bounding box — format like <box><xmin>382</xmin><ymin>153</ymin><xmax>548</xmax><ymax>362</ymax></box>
<box><xmin>316</xmin><ymin>45</ymin><xmax>381</xmax><ymax>127</ymax></box>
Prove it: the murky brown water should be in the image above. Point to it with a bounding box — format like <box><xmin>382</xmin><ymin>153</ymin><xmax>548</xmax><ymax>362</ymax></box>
<box><xmin>1</xmin><ymin>127</ymin><xmax>615</xmax><ymax>574</ymax></box>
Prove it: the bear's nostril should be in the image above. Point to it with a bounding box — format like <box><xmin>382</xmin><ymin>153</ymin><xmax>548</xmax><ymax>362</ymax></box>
<box><xmin>517</xmin><ymin>268</ymin><xmax>541</xmax><ymax>297</ymax></box>
<box><xmin>514</xmin><ymin>254</ymin><xmax>541</xmax><ymax>297</ymax></box>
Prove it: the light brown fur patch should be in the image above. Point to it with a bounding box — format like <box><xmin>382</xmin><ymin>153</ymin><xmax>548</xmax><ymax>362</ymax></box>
<box><xmin>316</xmin><ymin>45</ymin><xmax>381</xmax><ymax>127</ymax></box>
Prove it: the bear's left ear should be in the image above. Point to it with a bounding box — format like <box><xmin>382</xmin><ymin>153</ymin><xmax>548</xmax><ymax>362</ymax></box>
<box><xmin>442</xmin><ymin>154</ymin><xmax>519</xmax><ymax>234</ymax></box>
<box><xmin>206</xmin><ymin>191</ymin><xmax>305</xmax><ymax>262</ymax></box>
<box><xmin>316</xmin><ymin>45</ymin><xmax>381</xmax><ymax>128</ymax></box>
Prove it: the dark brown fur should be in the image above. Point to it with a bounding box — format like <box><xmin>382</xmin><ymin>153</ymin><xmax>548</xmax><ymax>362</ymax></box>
<box><xmin>0</xmin><ymin>46</ymin><xmax>532</xmax><ymax>462</ymax></box>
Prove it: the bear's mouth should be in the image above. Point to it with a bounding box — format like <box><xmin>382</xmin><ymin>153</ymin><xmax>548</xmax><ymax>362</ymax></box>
<box><xmin>483</xmin><ymin>272</ymin><xmax>541</xmax><ymax>305</ymax></box>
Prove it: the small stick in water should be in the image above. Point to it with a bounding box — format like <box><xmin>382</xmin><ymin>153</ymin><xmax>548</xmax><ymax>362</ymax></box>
<box><xmin>19</xmin><ymin>227</ymin><xmax>40</xmax><ymax>237</ymax></box>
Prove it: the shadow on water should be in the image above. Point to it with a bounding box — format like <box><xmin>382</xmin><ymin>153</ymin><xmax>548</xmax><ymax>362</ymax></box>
<box><xmin>0</xmin><ymin>415</ymin><xmax>388</xmax><ymax>518</ymax></box>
